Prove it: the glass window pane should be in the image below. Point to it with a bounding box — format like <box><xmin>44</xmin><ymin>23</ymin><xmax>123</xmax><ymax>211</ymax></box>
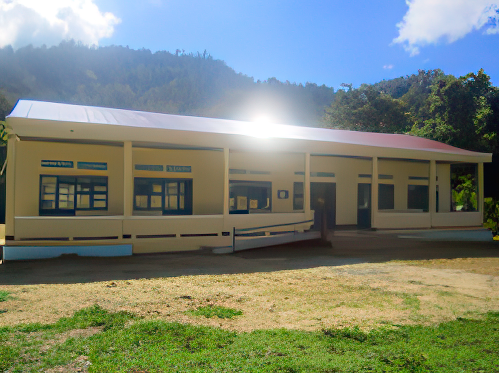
<box><xmin>94</xmin><ymin>201</ymin><xmax>106</xmax><ymax>208</ymax></box>
<box><xmin>42</xmin><ymin>176</ymin><xmax>57</xmax><ymax>185</ymax></box>
<box><xmin>168</xmin><ymin>195</ymin><xmax>178</xmax><ymax>209</ymax></box>
<box><xmin>179</xmin><ymin>195</ymin><xmax>184</xmax><ymax>209</ymax></box>
<box><xmin>168</xmin><ymin>183</ymin><xmax>177</xmax><ymax>195</ymax></box>
<box><xmin>43</xmin><ymin>185</ymin><xmax>56</xmax><ymax>195</ymax></box>
<box><xmin>94</xmin><ymin>185</ymin><xmax>107</xmax><ymax>192</ymax></box>
<box><xmin>94</xmin><ymin>194</ymin><xmax>106</xmax><ymax>200</ymax></box>
<box><xmin>180</xmin><ymin>183</ymin><xmax>185</xmax><ymax>194</ymax></box>
<box><xmin>136</xmin><ymin>195</ymin><xmax>148</xmax><ymax>208</ymax></box>
<box><xmin>78</xmin><ymin>194</ymin><xmax>90</xmax><ymax>209</ymax></box>
<box><xmin>152</xmin><ymin>183</ymin><xmax>162</xmax><ymax>193</ymax></box>
<box><xmin>42</xmin><ymin>201</ymin><xmax>55</xmax><ymax>209</ymax></box>
<box><xmin>151</xmin><ymin>195</ymin><xmax>162</xmax><ymax>208</ymax></box>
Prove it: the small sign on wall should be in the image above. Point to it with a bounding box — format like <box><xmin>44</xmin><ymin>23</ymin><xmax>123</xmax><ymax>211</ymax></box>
<box><xmin>135</xmin><ymin>164</ymin><xmax>164</xmax><ymax>172</ymax></box>
<box><xmin>166</xmin><ymin>165</ymin><xmax>191</xmax><ymax>173</ymax></box>
<box><xmin>277</xmin><ymin>190</ymin><xmax>289</xmax><ymax>199</ymax></box>
<box><xmin>41</xmin><ymin>160</ymin><xmax>73</xmax><ymax>168</ymax></box>
<box><xmin>77</xmin><ymin>162</ymin><xmax>108</xmax><ymax>170</ymax></box>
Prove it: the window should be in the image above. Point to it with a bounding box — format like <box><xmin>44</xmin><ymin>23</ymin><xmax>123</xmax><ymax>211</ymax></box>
<box><xmin>229</xmin><ymin>180</ymin><xmax>271</xmax><ymax>213</ymax></box>
<box><xmin>134</xmin><ymin>178</ymin><xmax>192</xmax><ymax>215</ymax></box>
<box><xmin>293</xmin><ymin>182</ymin><xmax>304</xmax><ymax>210</ymax></box>
<box><xmin>407</xmin><ymin>185</ymin><xmax>429</xmax><ymax>211</ymax></box>
<box><xmin>40</xmin><ymin>175</ymin><xmax>108</xmax><ymax>215</ymax></box>
<box><xmin>378</xmin><ymin>184</ymin><xmax>394</xmax><ymax>210</ymax></box>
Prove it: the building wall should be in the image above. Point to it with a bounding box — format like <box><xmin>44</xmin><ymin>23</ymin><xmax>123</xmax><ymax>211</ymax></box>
<box><xmin>15</xmin><ymin>141</ymin><xmax>124</xmax><ymax>217</ymax></box>
<box><xmin>310</xmin><ymin>156</ymin><xmax>372</xmax><ymax>225</ymax></box>
<box><xmin>378</xmin><ymin>159</ymin><xmax>429</xmax><ymax>211</ymax></box>
<box><xmin>229</xmin><ymin>151</ymin><xmax>305</xmax><ymax>213</ymax></box>
<box><xmin>132</xmin><ymin>148</ymin><xmax>224</xmax><ymax>215</ymax></box>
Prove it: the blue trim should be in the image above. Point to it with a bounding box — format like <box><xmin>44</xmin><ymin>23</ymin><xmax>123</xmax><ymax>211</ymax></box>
<box><xmin>3</xmin><ymin>245</ymin><xmax>132</xmax><ymax>261</ymax></box>
<box><xmin>77</xmin><ymin>162</ymin><xmax>108</xmax><ymax>170</ymax></box>
<box><xmin>135</xmin><ymin>164</ymin><xmax>164</xmax><ymax>172</ymax></box>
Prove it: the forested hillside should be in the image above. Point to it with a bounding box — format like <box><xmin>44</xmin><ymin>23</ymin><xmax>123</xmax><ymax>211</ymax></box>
<box><xmin>0</xmin><ymin>41</ymin><xmax>334</xmax><ymax>126</ymax></box>
<box><xmin>0</xmin><ymin>41</ymin><xmax>498</xmax><ymax>156</ymax></box>
<box><xmin>322</xmin><ymin>69</ymin><xmax>499</xmax><ymax>154</ymax></box>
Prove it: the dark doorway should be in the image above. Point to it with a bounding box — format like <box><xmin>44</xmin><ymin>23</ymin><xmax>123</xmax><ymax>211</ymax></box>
<box><xmin>357</xmin><ymin>183</ymin><xmax>371</xmax><ymax>228</ymax></box>
<box><xmin>310</xmin><ymin>182</ymin><xmax>336</xmax><ymax>231</ymax></box>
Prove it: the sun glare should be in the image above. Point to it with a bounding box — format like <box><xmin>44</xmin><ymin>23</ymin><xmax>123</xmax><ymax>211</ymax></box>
<box><xmin>242</xmin><ymin>115</ymin><xmax>280</xmax><ymax>139</ymax></box>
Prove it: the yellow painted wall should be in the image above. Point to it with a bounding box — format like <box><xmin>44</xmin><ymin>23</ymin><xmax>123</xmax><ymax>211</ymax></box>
<box><xmin>15</xmin><ymin>141</ymin><xmax>124</xmax><ymax>217</ymax></box>
<box><xmin>311</xmin><ymin>156</ymin><xmax>371</xmax><ymax>225</ymax></box>
<box><xmin>133</xmin><ymin>148</ymin><xmax>224</xmax><ymax>215</ymax></box>
<box><xmin>378</xmin><ymin>159</ymin><xmax>429</xmax><ymax>210</ymax></box>
<box><xmin>229</xmin><ymin>151</ymin><xmax>305</xmax><ymax>213</ymax></box>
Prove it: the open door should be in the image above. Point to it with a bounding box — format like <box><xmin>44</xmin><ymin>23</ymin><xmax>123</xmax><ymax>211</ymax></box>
<box><xmin>310</xmin><ymin>182</ymin><xmax>336</xmax><ymax>232</ymax></box>
<box><xmin>357</xmin><ymin>183</ymin><xmax>371</xmax><ymax>228</ymax></box>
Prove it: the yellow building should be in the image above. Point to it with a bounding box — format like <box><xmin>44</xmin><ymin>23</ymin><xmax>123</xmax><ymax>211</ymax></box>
<box><xmin>2</xmin><ymin>100</ymin><xmax>492</xmax><ymax>260</ymax></box>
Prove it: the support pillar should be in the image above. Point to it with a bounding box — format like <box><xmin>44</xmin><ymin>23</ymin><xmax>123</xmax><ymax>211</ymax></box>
<box><xmin>304</xmin><ymin>153</ymin><xmax>311</xmax><ymax>219</ymax></box>
<box><xmin>223</xmin><ymin>148</ymin><xmax>230</xmax><ymax>218</ymax></box>
<box><xmin>123</xmin><ymin>141</ymin><xmax>133</xmax><ymax>217</ymax></box>
<box><xmin>429</xmin><ymin>160</ymin><xmax>437</xmax><ymax>227</ymax></box>
<box><xmin>5</xmin><ymin>134</ymin><xmax>17</xmax><ymax>238</ymax></box>
<box><xmin>478</xmin><ymin>162</ymin><xmax>484</xmax><ymax>225</ymax></box>
<box><xmin>371</xmin><ymin>156</ymin><xmax>378</xmax><ymax>229</ymax></box>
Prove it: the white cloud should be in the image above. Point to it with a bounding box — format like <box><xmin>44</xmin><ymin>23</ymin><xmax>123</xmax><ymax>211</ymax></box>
<box><xmin>383</xmin><ymin>64</ymin><xmax>394</xmax><ymax>69</ymax></box>
<box><xmin>393</xmin><ymin>0</ymin><xmax>499</xmax><ymax>56</ymax></box>
<box><xmin>0</xmin><ymin>0</ymin><xmax>121</xmax><ymax>48</ymax></box>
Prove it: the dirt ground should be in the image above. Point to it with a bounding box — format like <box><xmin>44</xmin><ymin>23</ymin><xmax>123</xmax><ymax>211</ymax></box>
<box><xmin>0</xmin><ymin>231</ymin><xmax>498</xmax><ymax>331</ymax></box>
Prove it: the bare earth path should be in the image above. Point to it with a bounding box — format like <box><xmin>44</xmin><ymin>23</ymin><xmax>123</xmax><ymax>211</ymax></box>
<box><xmin>1</xmin><ymin>231</ymin><xmax>498</xmax><ymax>331</ymax></box>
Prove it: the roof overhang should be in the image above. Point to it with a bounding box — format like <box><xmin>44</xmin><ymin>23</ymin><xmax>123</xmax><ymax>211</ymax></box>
<box><xmin>6</xmin><ymin>100</ymin><xmax>493</xmax><ymax>163</ymax></box>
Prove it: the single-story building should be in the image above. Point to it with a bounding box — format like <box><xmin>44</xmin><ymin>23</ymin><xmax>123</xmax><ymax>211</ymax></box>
<box><xmin>2</xmin><ymin>100</ymin><xmax>492</xmax><ymax>259</ymax></box>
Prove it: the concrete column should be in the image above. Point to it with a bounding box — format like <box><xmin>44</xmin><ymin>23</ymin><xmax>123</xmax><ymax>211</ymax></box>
<box><xmin>123</xmin><ymin>141</ymin><xmax>133</xmax><ymax>217</ymax></box>
<box><xmin>429</xmin><ymin>160</ymin><xmax>437</xmax><ymax>227</ymax></box>
<box><xmin>5</xmin><ymin>134</ymin><xmax>17</xmax><ymax>238</ymax></box>
<box><xmin>223</xmin><ymin>148</ymin><xmax>230</xmax><ymax>217</ymax></box>
<box><xmin>371</xmin><ymin>156</ymin><xmax>378</xmax><ymax>229</ymax></box>
<box><xmin>304</xmin><ymin>153</ymin><xmax>311</xmax><ymax>219</ymax></box>
<box><xmin>478</xmin><ymin>162</ymin><xmax>484</xmax><ymax>224</ymax></box>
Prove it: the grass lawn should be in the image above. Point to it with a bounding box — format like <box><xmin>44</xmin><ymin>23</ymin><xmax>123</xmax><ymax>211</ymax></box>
<box><xmin>1</xmin><ymin>305</ymin><xmax>498</xmax><ymax>372</ymax></box>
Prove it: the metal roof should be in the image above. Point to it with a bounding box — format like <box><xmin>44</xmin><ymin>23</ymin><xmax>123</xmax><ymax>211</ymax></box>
<box><xmin>7</xmin><ymin>100</ymin><xmax>492</xmax><ymax>162</ymax></box>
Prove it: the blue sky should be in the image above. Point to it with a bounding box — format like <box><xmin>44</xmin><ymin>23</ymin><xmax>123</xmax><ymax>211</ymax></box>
<box><xmin>1</xmin><ymin>0</ymin><xmax>498</xmax><ymax>89</ymax></box>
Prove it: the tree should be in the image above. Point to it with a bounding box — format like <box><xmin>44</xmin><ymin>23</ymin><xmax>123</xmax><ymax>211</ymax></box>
<box><xmin>410</xmin><ymin>69</ymin><xmax>497</xmax><ymax>153</ymax></box>
<box><xmin>322</xmin><ymin>86</ymin><xmax>412</xmax><ymax>133</ymax></box>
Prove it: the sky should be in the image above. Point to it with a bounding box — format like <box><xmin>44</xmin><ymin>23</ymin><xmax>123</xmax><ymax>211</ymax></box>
<box><xmin>0</xmin><ymin>0</ymin><xmax>498</xmax><ymax>89</ymax></box>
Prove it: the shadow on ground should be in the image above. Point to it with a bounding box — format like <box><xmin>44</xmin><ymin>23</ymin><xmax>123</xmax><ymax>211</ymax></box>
<box><xmin>1</xmin><ymin>231</ymin><xmax>498</xmax><ymax>285</ymax></box>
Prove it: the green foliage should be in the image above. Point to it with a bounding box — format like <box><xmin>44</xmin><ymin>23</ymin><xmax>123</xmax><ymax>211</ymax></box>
<box><xmin>323</xmin><ymin>85</ymin><xmax>412</xmax><ymax>133</ymax></box>
<box><xmin>1</xmin><ymin>306</ymin><xmax>499</xmax><ymax>372</ymax></box>
<box><xmin>0</xmin><ymin>290</ymin><xmax>11</xmax><ymax>302</ymax></box>
<box><xmin>484</xmin><ymin>197</ymin><xmax>499</xmax><ymax>232</ymax></box>
<box><xmin>323</xmin><ymin>68</ymin><xmax>499</xmax><ymax>157</ymax></box>
<box><xmin>187</xmin><ymin>305</ymin><xmax>243</xmax><ymax>319</ymax></box>
<box><xmin>410</xmin><ymin>69</ymin><xmax>498</xmax><ymax>153</ymax></box>
<box><xmin>452</xmin><ymin>173</ymin><xmax>478</xmax><ymax>212</ymax></box>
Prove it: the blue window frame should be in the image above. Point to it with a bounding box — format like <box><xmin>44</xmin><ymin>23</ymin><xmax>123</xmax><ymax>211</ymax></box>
<box><xmin>134</xmin><ymin>178</ymin><xmax>193</xmax><ymax>215</ymax></box>
<box><xmin>39</xmin><ymin>175</ymin><xmax>108</xmax><ymax>216</ymax></box>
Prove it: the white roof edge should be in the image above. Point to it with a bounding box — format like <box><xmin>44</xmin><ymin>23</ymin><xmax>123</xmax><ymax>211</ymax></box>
<box><xmin>6</xmin><ymin>99</ymin><xmax>493</xmax><ymax>162</ymax></box>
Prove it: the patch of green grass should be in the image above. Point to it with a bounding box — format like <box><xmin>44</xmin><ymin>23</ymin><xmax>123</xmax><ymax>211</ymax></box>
<box><xmin>1</xmin><ymin>307</ymin><xmax>499</xmax><ymax>372</ymax></box>
<box><xmin>187</xmin><ymin>305</ymin><xmax>243</xmax><ymax>319</ymax></box>
<box><xmin>401</xmin><ymin>294</ymin><xmax>421</xmax><ymax>310</ymax></box>
<box><xmin>0</xmin><ymin>290</ymin><xmax>12</xmax><ymax>302</ymax></box>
